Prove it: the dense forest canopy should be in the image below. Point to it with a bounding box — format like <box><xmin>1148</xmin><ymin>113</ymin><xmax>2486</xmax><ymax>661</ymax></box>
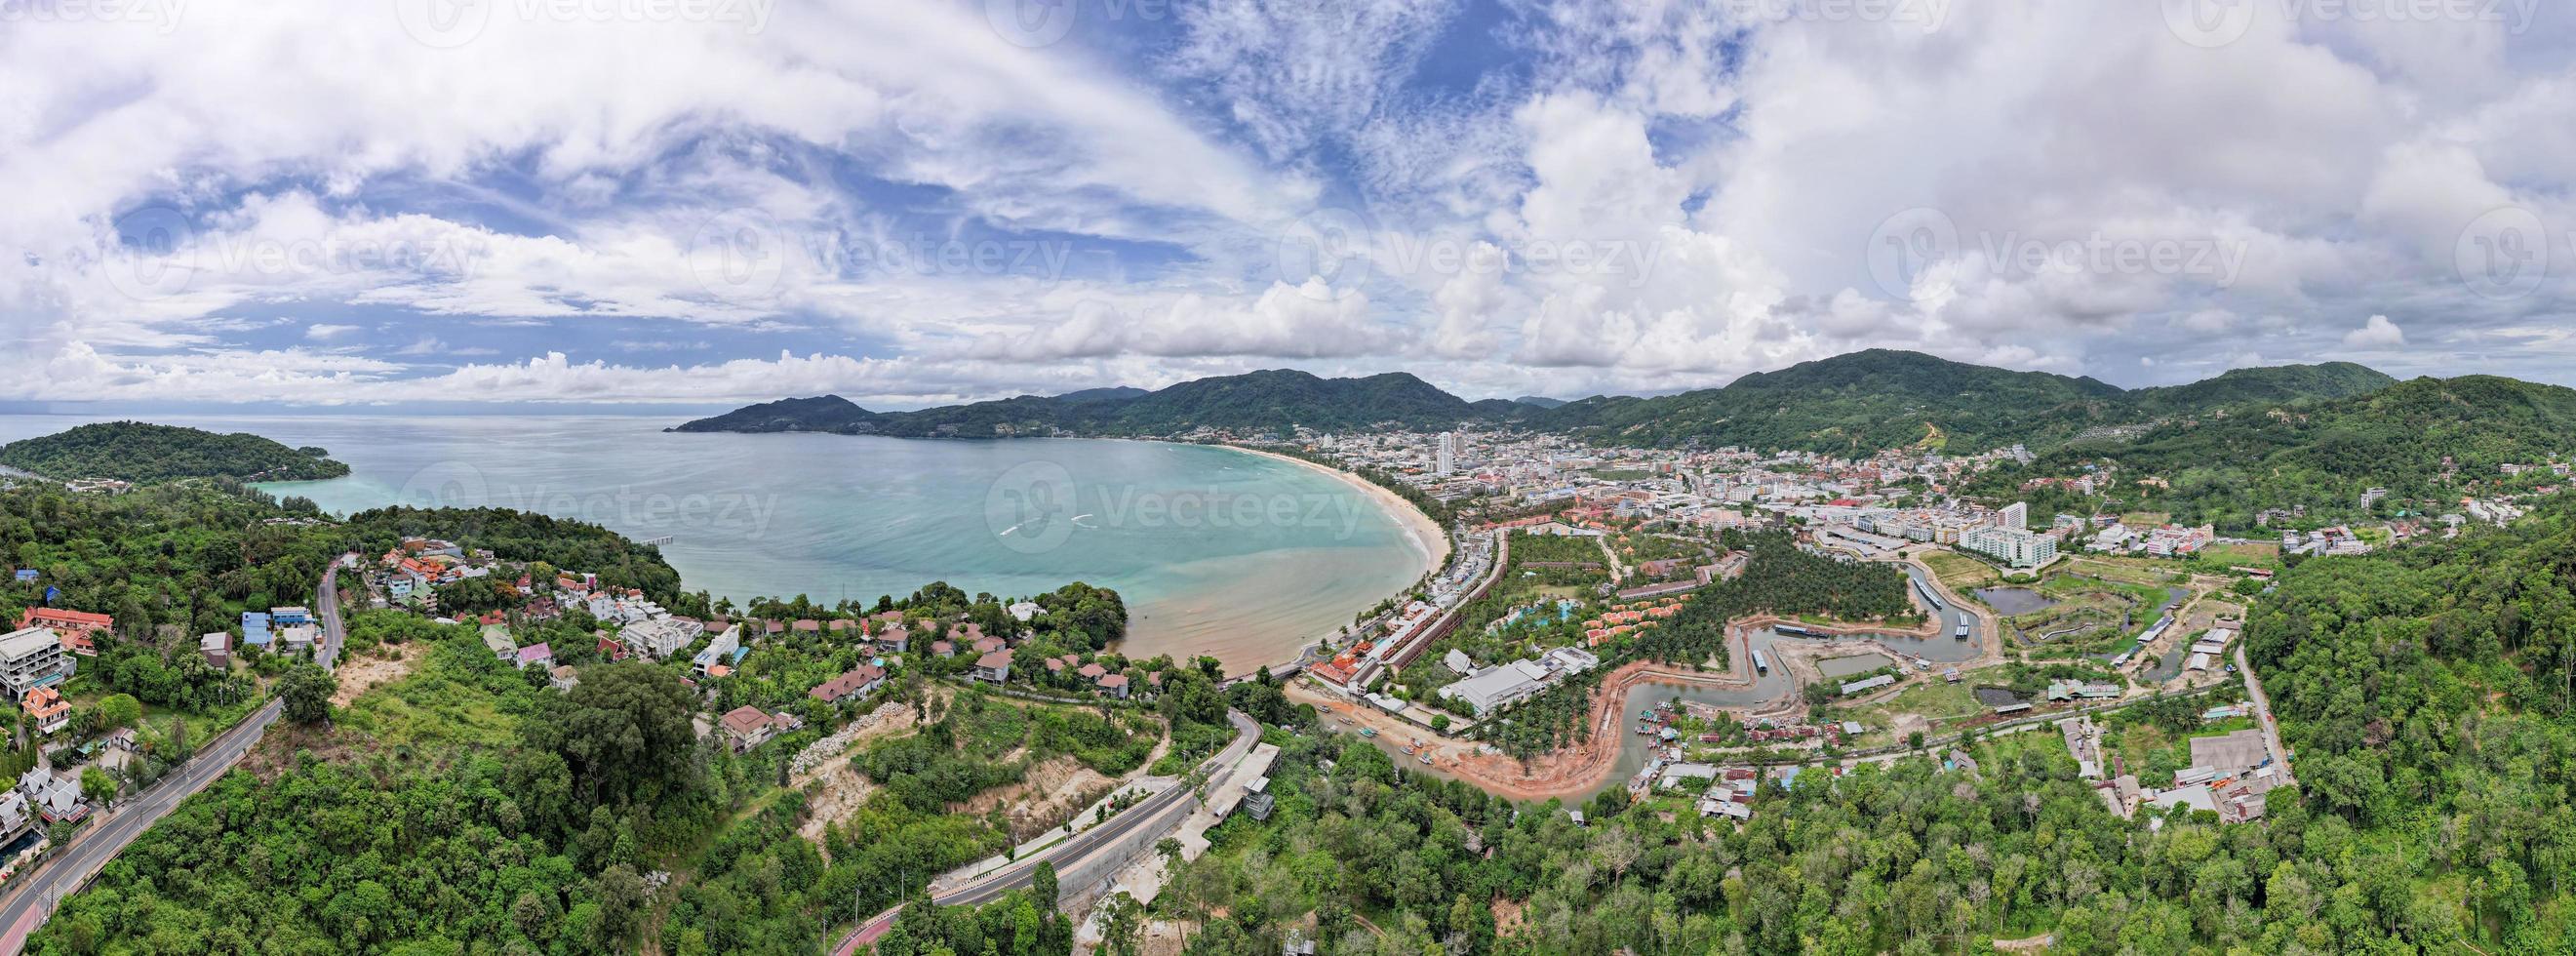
<box><xmin>1978</xmin><ymin>375</ymin><xmax>2576</xmax><ymax>529</ymax></box>
<box><xmin>0</xmin><ymin>421</ymin><xmax>351</xmax><ymax>483</ymax></box>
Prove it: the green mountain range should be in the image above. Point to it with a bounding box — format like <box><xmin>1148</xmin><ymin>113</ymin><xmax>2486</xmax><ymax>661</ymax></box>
<box><xmin>0</xmin><ymin>420</ymin><xmax>352</xmax><ymax>483</ymax></box>
<box><xmin>1987</xmin><ymin>374</ymin><xmax>2576</xmax><ymax>527</ymax></box>
<box><xmin>672</xmin><ymin>369</ymin><xmax>1493</xmax><ymax>438</ymax></box>
<box><xmin>674</xmin><ymin>349</ymin><xmax>2401</xmax><ymax>452</ymax></box>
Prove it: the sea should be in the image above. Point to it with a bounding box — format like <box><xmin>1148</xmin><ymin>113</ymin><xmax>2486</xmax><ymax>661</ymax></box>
<box><xmin>0</xmin><ymin>414</ymin><xmax>1437</xmax><ymax>673</ymax></box>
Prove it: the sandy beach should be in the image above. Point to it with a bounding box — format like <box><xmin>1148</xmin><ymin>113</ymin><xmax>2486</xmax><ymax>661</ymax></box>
<box><xmin>1223</xmin><ymin>444</ymin><xmax>1451</xmax><ymax>575</ymax></box>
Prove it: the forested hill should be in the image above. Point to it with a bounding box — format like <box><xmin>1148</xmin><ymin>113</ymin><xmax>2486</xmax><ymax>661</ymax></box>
<box><xmin>1531</xmin><ymin>349</ymin><xmax>2128</xmax><ymax>452</ymax></box>
<box><xmin>0</xmin><ymin>420</ymin><xmax>350</xmax><ymax>483</ymax></box>
<box><xmin>2239</xmin><ymin>500</ymin><xmax>2576</xmax><ymax>950</ymax></box>
<box><xmin>675</xmin><ymin>350</ymin><xmax>2397</xmax><ymax>451</ymax></box>
<box><xmin>343</xmin><ymin>505</ymin><xmax>692</xmax><ymax>610</ymax></box>
<box><xmin>2126</xmin><ymin>361</ymin><xmax>2395</xmax><ymax>414</ymax></box>
<box><xmin>1528</xmin><ymin>350</ymin><xmax>2398</xmax><ymax>453</ymax></box>
<box><xmin>672</xmin><ymin>369</ymin><xmax>1487</xmax><ymax>438</ymax></box>
<box><xmin>1978</xmin><ymin>375</ymin><xmax>2576</xmax><ymax>528</ymax></box>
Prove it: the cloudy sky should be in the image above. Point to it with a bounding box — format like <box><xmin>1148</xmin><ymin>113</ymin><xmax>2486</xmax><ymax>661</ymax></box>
<box><xmin>6</xmin><ymin>0</ymin><xmax>2573</xmax><ymax>410</ymax></box>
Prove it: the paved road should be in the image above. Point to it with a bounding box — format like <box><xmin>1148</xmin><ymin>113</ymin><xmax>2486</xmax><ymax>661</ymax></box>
<box><xmin>0</xmin><ymin>561</ymin><xmax>349</xmax><ymax>955</ymax></box>
<box><xmin>835</xmin><ymin>709</ymin><xmax>1260</xmax><ymax>954</ymax></box>
<box><xmin>2234</xmin><ymin>645</ymin><xmax>2295</xmax><ymax>786</ymax></box>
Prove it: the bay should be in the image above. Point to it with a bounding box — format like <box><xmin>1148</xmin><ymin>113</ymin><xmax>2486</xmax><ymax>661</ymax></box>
<box><xmin>0</xmin><ymin>414</ymin><xmax>1437</xmax><ymax>672</ymax></box>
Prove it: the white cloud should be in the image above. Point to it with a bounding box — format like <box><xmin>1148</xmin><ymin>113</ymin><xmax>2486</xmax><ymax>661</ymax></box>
<box><xmin>2344</xmin><ymin>314</ymin><xmax>2407</xmax><ymax>349</ymax></box>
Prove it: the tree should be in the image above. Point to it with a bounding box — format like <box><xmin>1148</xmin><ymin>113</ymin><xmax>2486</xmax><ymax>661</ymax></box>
<box><xmin>278</xmin><ymin>661</ymin><xmax>337</xmax><ymax>725</ymax></box>
<box><xmin>79</xmin><ymin>766</ymin><xmax>116</xmax><ymax>805</ymax></box>
<box><xmin>96</xmin><ymin>694</ymin><xmax>140</xmax><ymax>731</ymax></box>
<box><xmin>1032</xmin><ymin>862</ymin><xmax>1058</xmax><ymax>911</ymax></box>
<box><xmin>526</xmin><ymin>661</ymin><xmax>698</xmax><ymax>806</ymax></box>
<box><xmin>1097</xmin><ymin>892</ymin><xmax>1143</xmax><ymax>956</ymax></box>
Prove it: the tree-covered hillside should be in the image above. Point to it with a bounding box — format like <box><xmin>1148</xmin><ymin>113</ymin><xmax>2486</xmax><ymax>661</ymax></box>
<box><xmin>1983</xmin><ymin>375</ymin><xmax>2576</xmax><ymax>528</ymax></box>
<box><xmin>673</xmin><ymin>369</ymin><xmax>1491</xmax><ymax>439</ymax></box>
<box><xmin>0</xmin><ymin>421</ymin><xmax>351</xmax><ymax>483</ymax></box>
<box><xmin>2127</xmin><ymin>361</ymin><xmax>2396</xmax><ymax>415</ymax></box>
<box><xmin>343</xmin><ymin>506</ymin><xmax>695</xmax><ymax>612</ymax></box>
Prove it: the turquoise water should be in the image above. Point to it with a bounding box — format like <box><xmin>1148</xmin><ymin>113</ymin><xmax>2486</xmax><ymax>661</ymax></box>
<box><xmin>0</xmin><ymin>414</ymin><xmax>1436</xmax><ymax>671</ymax></box>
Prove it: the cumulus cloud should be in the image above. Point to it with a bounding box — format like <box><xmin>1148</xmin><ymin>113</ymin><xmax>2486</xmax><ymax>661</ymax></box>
<box><xmin>2344</xmin><ymin>314</ymin><xmax>2408</xmax><ymax>349</ymax></box>
<box><xmin>3</xmin><ymin>0</ymin><xmax>2574</xmax><ymax>406</ymax></box>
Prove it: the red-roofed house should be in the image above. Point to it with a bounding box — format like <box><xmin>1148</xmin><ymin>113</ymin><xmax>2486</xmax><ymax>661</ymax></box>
<box><xmin>17</xmin><ymin>609</ymin><xmax>109</xmax><ymax>656</ymax></box>
<box><xmin>809</xmin><ymin>665</ymin><xmax>888</xmax><ymax>704</ymax></box>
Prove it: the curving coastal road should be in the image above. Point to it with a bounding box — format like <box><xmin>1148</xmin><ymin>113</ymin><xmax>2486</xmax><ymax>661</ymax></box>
<box><xmin>835</xmin><ymin>709</ymin><xmax>1260</xmax><ymax>954</ymax></box>
<box><xmin>0</xmin><ymin>561</ymin><xmax>349</xmax><ymax>955</ymax></box>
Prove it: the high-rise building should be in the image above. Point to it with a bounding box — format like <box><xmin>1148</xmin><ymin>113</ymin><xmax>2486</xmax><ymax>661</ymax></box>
<box><xmin>2000</xmin><ymin>500</ymin><xmax>2028</xmax><ymax>530</ymax></box>
<box><xmin>1962</xmin><ymin>526</ymin><xmax>2057</xmax><ymax>569</ymax></box>
<box><xmin>1435</xmin><ymin>431</ymin><xmax>1463</xmax><ymax>476</ymax></box>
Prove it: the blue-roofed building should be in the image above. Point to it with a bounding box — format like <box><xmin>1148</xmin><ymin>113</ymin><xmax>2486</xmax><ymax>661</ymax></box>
<box><xmin>242</xmin><ymin>612</ymin><xmax>272</xmax><ymax>648</ymax></box>
<box><xmin>11</xmin><ymin>571</ymin><xmax>35</xmax><ymax>583</ymax></box>
<box><xmin>269</xmin><ymin>606</ymin><xmax>313</xmax><ymax>626</ymax></box>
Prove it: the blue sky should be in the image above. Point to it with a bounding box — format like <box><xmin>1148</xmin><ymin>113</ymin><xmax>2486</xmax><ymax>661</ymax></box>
<box><xmin>5</xmin><ymin>0</ymin><xmax>2575</xmax><ymax>410</ymax></box>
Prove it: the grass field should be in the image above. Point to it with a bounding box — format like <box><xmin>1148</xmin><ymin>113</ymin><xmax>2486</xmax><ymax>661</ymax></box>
<box><xmin>1855</xmin><ymin>680</ymin><xmax>1982</xmax><ymax>726</ymax></box>
<box><xmin>1921</xmin><ymin>550</ymin><xmax>2001</xmax><ymax>591</ymax></box>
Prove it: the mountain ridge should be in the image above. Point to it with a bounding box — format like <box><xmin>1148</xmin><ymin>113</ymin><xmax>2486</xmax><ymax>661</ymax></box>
<box><xmin>671</xmin><ymin>350</ymin><xmax>2404</xmax><ymax>452</ymax></box>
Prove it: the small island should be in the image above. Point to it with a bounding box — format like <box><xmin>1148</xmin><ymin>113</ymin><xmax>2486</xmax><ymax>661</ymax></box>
<box><xmin>0</xmin><ymin>421</ymin><xmax>353</xmax><ymax>484</ymax></box>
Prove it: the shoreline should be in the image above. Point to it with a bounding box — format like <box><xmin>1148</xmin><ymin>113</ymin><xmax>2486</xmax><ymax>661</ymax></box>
<box><xmin>1204</xmin><ymin>443</ymin><xmax>1450</xmax><ymax>678</ymax></box>
<box><xmin>1216</xmin><ymin>444</ymin><xmax>1451</xmax><ymax>574</ymax></box>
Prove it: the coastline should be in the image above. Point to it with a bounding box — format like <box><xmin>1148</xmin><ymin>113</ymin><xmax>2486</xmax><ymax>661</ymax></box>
<box><xmin>1218</xmin><ymin>444</ymin><xmax>1451</xmax><ymax>575</ymax></box>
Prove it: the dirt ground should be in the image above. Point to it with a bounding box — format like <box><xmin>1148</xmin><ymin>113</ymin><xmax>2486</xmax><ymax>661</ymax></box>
<box><xmin>1295</xmin><ymin>655</ymin><xmax>1773</xmax><ymax>802</ymax></box>
<box><xmin>331</xmin><ymin>644</ymin><xmax>422</xmax><ymax>706</ymax></box>
<box><xmin>956</xmin><ymin>754</ymin><xmax>1117</xmax><ymax>843</ymax></box>
<box><xmin>794</xmin><ymin>702</ymin><xmax>927</xmax><ymax>844</ymax></box>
